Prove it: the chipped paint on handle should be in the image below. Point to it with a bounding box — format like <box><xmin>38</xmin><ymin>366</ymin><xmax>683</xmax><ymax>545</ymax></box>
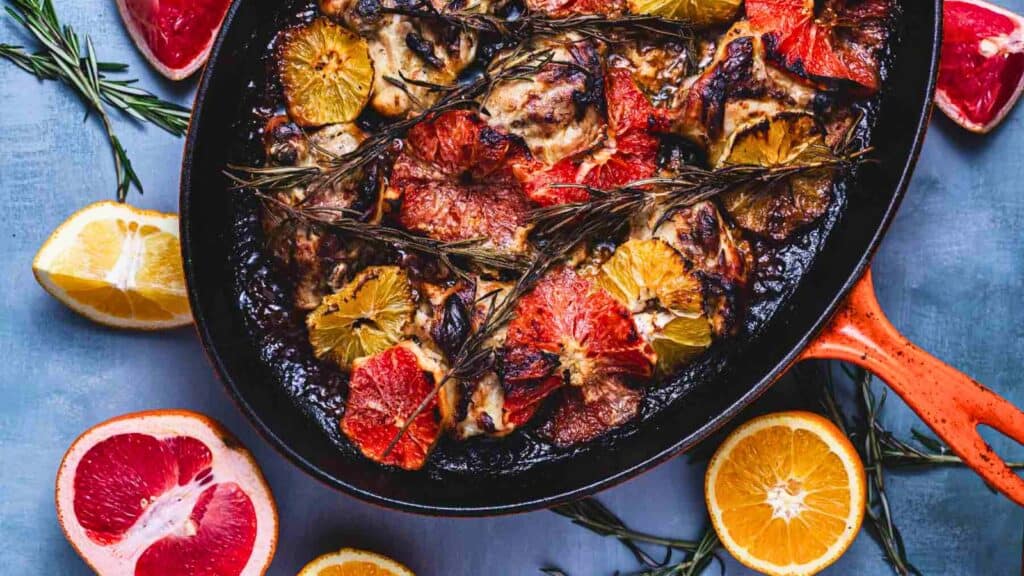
<box><xmin>801</xmin><ymin>269</ymin><xmax>1024</xmax><ymax>507</ymax></box>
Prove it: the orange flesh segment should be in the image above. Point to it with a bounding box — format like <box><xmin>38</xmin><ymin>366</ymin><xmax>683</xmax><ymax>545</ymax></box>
<box><xmin>319</xmin><ymin>562</ymin><xmax>402</xmax><ymax>576</ymax></box>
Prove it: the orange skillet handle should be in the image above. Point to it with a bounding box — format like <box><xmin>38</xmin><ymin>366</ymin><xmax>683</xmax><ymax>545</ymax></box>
<box><xmin>800</xmin><ymin>268</ymin><xmax>1024</xmax><ymax>507</ymax></box>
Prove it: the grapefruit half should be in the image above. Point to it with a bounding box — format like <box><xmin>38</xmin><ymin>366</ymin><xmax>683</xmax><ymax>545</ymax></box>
<box><xmin>937</xmin><ymin>0</ymin><xmax>1024</xmax><ymax>133</ymax></box>
<box><xmin>55</xmin><ymin>410</ymin><xmax>278</xmax><ymax>575</ymax></box>
<box><xmin>116</xmin><ymin>0</ymin><xmax>233</xmax><ymax>80</ymax></box>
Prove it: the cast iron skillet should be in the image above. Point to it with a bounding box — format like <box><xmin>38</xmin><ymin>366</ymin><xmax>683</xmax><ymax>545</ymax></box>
<box><xmin>182</xmin><ymin>1</ymin><xmax>1024</xmax><ymax>515</ymax></box>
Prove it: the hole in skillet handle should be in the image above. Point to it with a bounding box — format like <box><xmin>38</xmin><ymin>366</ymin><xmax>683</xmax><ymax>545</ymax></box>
<box><xmin>800</xmin><ymin>268</ymin><xmax>1024</xmax><ymax>507</ymax></box>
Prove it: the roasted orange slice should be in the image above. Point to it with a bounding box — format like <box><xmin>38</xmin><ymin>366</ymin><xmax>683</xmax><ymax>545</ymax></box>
<box><xmin>307</xmin><ymin>266</ymin><xmax>415</xmax><ymax>370</ymax></box>
<box><xmin>717</xmin><ymin>112</ymin><xmax>834</xmax><ymax>240</ymax></box>
<box><xmin>597</xmin><ymin>239</ymin><xmax>712</xmax><ymax>371</ymax></box>
<box><xmin>341</xmin><ymin>342</ymin><xmax>445</xmax><ymax>470</ymax></box>
<box><xmin>392</xmin><ymin>110</ymin><xmax>532</xmax><ymax>250</ymax></box>
<box><xmin>706</xmin><ymin>411</ymin><xmax>866</xmax><ymax>576</ymax></box>
<box><xmin>629</xmin><ymin>0</ymin><xmax>740</xmax><ymax>25</ymax></box>
<box><xmin>746</xmin><ymin>0</ymin><xmax>892</xmax><ymax>91</ymax></box>
<box><xmin>280</xmin><ymin>18</ymin><xmax>373</xmax><ymax>126</ymax></box>
<box><xmin>523</xmin><ymin>68</ymin><xmax>666</xmax><ymax>206</ymax></box>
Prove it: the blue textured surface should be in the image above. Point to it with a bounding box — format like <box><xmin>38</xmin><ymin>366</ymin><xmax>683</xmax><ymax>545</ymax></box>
<box><xmin>1</xmin><ymin>2</ymin><xmax>1023</xmax><ymax>574</ymax></box>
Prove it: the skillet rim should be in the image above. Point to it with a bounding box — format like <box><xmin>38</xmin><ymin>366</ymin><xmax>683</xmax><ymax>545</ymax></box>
<box><xmin>180</xmin><ymin>1</ymin><xmax>942</xmax><ymax>516</ymax></box>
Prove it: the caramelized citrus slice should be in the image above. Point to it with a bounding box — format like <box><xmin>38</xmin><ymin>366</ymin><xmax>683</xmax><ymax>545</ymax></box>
<box><xmin>540</xmin><ymin>378</ymin><xmax>641</xmax><ymax>446</ymax></box>
<box><xmin>706</xmin><ymin>411</ymin><xmax>866</xmax><ymax>576</ymax></box>
<box><xmin>32</xmin><ymin>201</ymin><xmax>191</xmax><ymax>329</ymax></box>
<box><xmin>341</xmin><ymin>342</ymin><xmax>445</xmax><ymax>470</ymax></box>
<box><xmin>597</xmin><ymin>239</ymin><xmax>711</xmax><ymax>371</ymax></box>
<box><xmin>746</xmin><ymin>0</ymin><xmax>891</xmax><ymax>91</ymax></box>
<box><xmin>523</xmin><ymin>68</ymin><xmax>666</xmax><ymax>206</ymax></box>
<box><xmin>629</xmin><ymin>0</ymin><xmax>740</xmax><ymax>25</ymax></box>
<box><xmin>298</xmin><ymin>548</ymin><xmax>414</xmax><ymax>576</ymax></box>
<box><xmin>307</xmin><ymin>266</ymin><xmax>415</xmax><ymax>369</ymax></box>
<box><xmin>717</xmin><ymin>112</ymin><xmax>834</xmax><ymax>240</ymax></box>
<box><xmin>392</xmin><ymin>110</ymin><xmax>532</xmax><ymax>250</ymax></box>
<box><xmin>503</xmin><ymin>267</ymin><xmax>655</xmax><ymax>394</ymax></box>
<box><xmin>280</xmin><ymin>18</ymin><xmax>373</xmax><ymax>126</ymax></box>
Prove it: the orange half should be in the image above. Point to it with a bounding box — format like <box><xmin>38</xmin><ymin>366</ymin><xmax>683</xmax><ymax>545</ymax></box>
<box><xmin>705</xmin><ymin>411</ymin><xmax>866</xmax><ymax>576</ymax></box>
<box><xmin>298</xmin><ymin>548</ymin><xmax>415</xmax><ymax>576</ymax></box>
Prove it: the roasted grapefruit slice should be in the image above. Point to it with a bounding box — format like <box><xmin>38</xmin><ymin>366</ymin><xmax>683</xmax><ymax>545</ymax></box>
<box><xmin>938</xmin><ymin>0</ymin><xmax>1024</xmax><ymax>133</ymax></box>
<box><xmin>541</xmin><ymin>378</ymin><xmax>642</xmax><ymax>446</ymax></box>
<box><xmin>392</xmin><ymin>110</ymin><xmax>532</xmax><ymax>250</ymax></box>
<box><xmin>341</xmin><ymin>341</ymin><xmax>446</xmax><ymax>470</ymax></box>
<box><xmin>307</xmin><ymin>266</ymin><xmax>415</xmax><ymax>370</ymax></box>
<box><xmin>502</xmin><ymin>267</ymin><xmax>655</xmax><ymax>423</ymax></box>
<box><xmin>298</xmin><ymin>548</ymin><xmax>414</xmax><ymax>576</ymax></box>
<box><xmin>280</xmin><ymin>18</ymin><xmax>373</xmax><ymax>126</ymax></box>
<box><xmin>55</xmin><ymin>410</ymin><xmax>277</xmax><ymax>576</ymax></box>
<box><xmin>116</xmin><ymin>0</ymin><xmax>232</xmax><ymax>80</ymax></box>
<box><xmin>746</xmin><ymin>0</ymin><xmax>892</xmax><ymax>91</ymax></box>
<box><xmin>523</xmin><ymin>68</ymin><xmax>666</xmax><ymax>206</ymax></box>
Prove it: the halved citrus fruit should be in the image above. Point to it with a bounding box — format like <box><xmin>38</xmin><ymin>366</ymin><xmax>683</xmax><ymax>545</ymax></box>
<box><xmin>341</xmin><ymin>341</ymin><xmax>445</xmax><ymax>470</ymax></box>
<box><xmin>392</xmin><ymin>110</ymin><xmax>532</xmax><ymax>250</ymax></box>
<box><xmin>55</xmin><ymin>410</ymin><xmax>278</xmax><ymax>576</ymax></box>
<box><xmin>503</xmin><ymin>267</ymin><xmax>655</xmax><ymax>391</ymax></box>
<box><xmin>717</xmin><ymin>112</ymin><xmax>834</xmax><ymax>240</ymax></box>
<box><xmin>746</xmin><ymin>0</ymin><xmax>892</xmax><ymax>91</ymax></box>
<box><xmin>706</xmin><ymin>411</ymin><xmax>866</xmax><ymax>576</ymax></box>
<box><xmin>307</xmin><ymin>266</ymin><xmax>415</xmax><ymax>370</ymax></box>
<box><xmin>32</xmin><ymin>201</ymin><xmax>191</xmax><ymax>329</ymax></box>
<box><xmin>629</xmin><ymin>0</ymin><xmax>740</xmax><ymax>25</ymax></box>
<box><xmin>523</xmin><ymin>68</ymin><xmax>666</xmax><ymax>206</ymax></box>
<box><xmin>280</xmin><ymin>18</ymin><xmax>373</xmax><ymax>127</ymax></box>
<box><xmin>597</xmin><ymin>239</ymin><xmax>712</xmax><ymax>371</ymax></box>
<box><xmin>298</xmin><ymin>548</ymin><xmax>414</xmax><ymax>576</ymax></box>
<box><xmin>937</xmin><ymin>0</ymin><xmax>1024</xmax><ymax>133</ymax></box>
<box><xmin>116</xmin><ymin>0</ymin><xmax>231</xmax><ymax>80</ymax></box>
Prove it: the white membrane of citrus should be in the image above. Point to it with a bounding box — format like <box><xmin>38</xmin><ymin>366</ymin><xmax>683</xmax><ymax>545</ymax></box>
<box><xmin>56</xmin><ymin>412</ymin><xmax>277</xmax><ymax>576</ymax></box>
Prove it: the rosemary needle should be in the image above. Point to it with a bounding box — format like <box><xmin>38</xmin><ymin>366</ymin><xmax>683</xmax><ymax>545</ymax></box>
<box><xmin>1</xmin><ymin>0</ymin><xmax>190</xmax><ymax>200</ymax></box>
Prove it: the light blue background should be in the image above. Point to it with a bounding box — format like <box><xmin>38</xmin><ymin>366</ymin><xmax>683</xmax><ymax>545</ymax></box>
<box><xmin>2</xmin><ymin>2</ymin><xmax>1023</xmax><ymax>574</ymax></box>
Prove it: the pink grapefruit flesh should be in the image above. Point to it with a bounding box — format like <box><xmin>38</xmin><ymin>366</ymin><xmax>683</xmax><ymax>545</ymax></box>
<box><xmin>938</xmin><ymin>0</ymin><xmax>1024</xmax><ymax>133</ymax></box>
<box><xmin>116</xmin><ymin>0</ymin><xmax>233</xmax><ymax>80</ymax></box>
<box><xmin>55</xmin><ymin>410</ymin><xmax>278</xmax><ymax>576</ymax></box>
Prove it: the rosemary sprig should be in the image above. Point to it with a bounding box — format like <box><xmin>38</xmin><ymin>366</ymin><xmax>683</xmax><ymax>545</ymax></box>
<box><xmin>380</xmin><ymin>249</ymin><xmax>561</xmax><ymax>457</ymax></box>
<box><xmin>254</xmin><ymin>192</ymin><xmax>530</xmax><ymax>276</ymax></box>
<box><xmin>226</xmin><ymin>49</ymin><xmax>567</xmax><ymax>193</ymax></box>
<box><xmin>0</xmin><ymin>44</ymin><xmax>190</xmax><ymax>136</ymax></box>
<box><xmin>818</xmin><ymin>366</ymin><xmax>920</xmax><ymax>576</ymax></box>
<box><xmin>550</xmin><ymin>498</ymin><xmax>722</xmax><ymax>576</ymax></box>
<box><xmin>1</xmin><ymin>0</ymin><xmax>190</xmax><ymax>200</ymax></box>
<box><xmin>552</xmin><ymin>499</ymin><xmax>699</xmax><ymax>567</ymax></box>
<box><xmin>380</xmin><ymin>4</ymin><xmax>691</xmax><ymax>43</ymax></box>
<box><xmin>529</xmin><ymin>148</ymin><xmax>870</xmax><ymax>245</ymax></box>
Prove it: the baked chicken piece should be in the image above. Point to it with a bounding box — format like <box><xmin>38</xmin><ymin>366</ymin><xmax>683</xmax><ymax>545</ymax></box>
<box><xmin>260</xmin><ymin>117</ymin><xmax>372</xmax><ymax>309</ymax></box>
<box><xmin>485</xmin><ymin>35</ymin><xmax>605</xmax><ymax>164</ymax></box>
<box><xmin>321</xmin><ymin>0</ymin><xmax>480</xmax><ymax>118</ymax></box>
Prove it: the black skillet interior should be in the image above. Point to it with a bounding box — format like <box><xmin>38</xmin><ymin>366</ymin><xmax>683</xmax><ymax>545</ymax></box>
<box><xmin>181</xmin><ymin>1</ymin><xmax>940</xmax><ymax>515</ymax></box>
